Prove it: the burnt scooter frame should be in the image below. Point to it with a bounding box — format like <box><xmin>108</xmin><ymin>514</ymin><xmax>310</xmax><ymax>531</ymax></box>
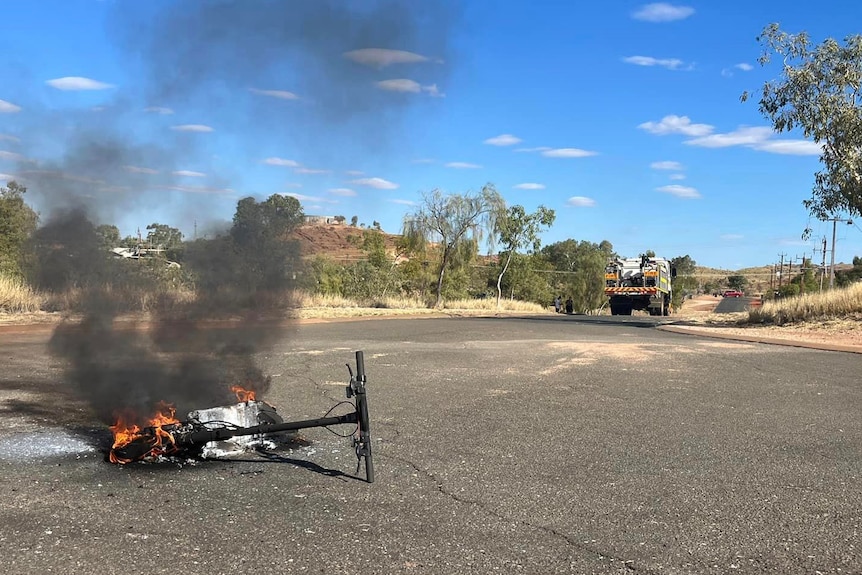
<box><xmin>114</xmin><ymin>351</ymin><xmax>375</xmax><ymax>483</ymax></box>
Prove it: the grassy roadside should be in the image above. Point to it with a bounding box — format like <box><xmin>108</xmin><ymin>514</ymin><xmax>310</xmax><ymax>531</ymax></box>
<box><xmin>748</xmin><ymin>282</ymin><xmax>862</xmax><ymax>325</ymax></box>
<box><xmin>0</xmin><ymin>275</ymin><xmax>550</xmax><ymax>324</ymax></box>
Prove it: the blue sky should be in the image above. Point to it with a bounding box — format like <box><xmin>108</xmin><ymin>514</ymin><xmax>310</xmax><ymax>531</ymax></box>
<box><xmin>1</xmin><ymin>0</ymin><xmax>862</xmax><ymax>270</ymax></box>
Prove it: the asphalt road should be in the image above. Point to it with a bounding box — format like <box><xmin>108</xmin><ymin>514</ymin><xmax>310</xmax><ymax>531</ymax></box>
<box><xmin>0</xmin><ymin>316</ymin><xmax>860</xmax><ymax>575</ymax></box>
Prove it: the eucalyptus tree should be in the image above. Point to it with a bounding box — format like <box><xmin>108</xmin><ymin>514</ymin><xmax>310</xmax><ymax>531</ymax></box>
<box><xmin>494</xmin><ymin>204</ymin><xmax>555</xmax><ymax>308</ymax></box>
<box><xmin>402</xmin><ymin>184</ymin><xmax>505</xmax><ymax>307</ymax></box>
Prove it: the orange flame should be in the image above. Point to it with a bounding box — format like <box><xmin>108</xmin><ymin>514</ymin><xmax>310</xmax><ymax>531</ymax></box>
<box><xmin>231</xmin><ymin>385</ymin><xmax>256</xmax><ymax>403</ymax></box>
<box><xmin>109</xmin><ymin>401</ymin><xmax>180</xmax><ymax>464</ymax></box>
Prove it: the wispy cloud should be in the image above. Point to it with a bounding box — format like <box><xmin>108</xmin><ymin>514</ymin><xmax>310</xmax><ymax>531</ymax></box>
<box><xmin>735</xmin><ymin>63</ymin><xmax>753</xmax><ymax>71</ymax></box>
<box><xmin>411</xmin><ymin>158</ymin><xmax>436</xmax><ymax>164</ymax></box>
<box><xmin>484</xmin><ymin>134</ymin><xmax>522</xmax><ymax>146</ymax></box>
<box><xmin>685</xmin><ymin>125</ymin><xmax>823</xmax><ymax>155</ymax></box>
<box><xmin>542</xmin><ymin>148</ymin><xmax>598</xmax><ymax>158</ymax></box>
<box><xmin>0</xmin><ymin>173</ymin><xmax>16</xmax><ymax>181</ymax></box>
<box><xmin>0</xmin><ymin>99</ymin><xmax>21</xmax><ymax>113</ymax></box>
<box><xmin>124</xmin><ymin>165</ymin><xmax>159</xmax><ymax>174</ymax></box>
<box><xmin>631</xmin><ymin>3</ymin><xmax>695</xmax><ymax>22</ymax></box>
<box><xmin>376</xmin><ymin>79</ymin><xmax>444</xmax><ymax>97</ymax></box>
<box><xmin>263</xmin><ymin>157</ymin><xmax>301</xmax><ymax>167</ymax></box>
<box><xmin>657</xmin><ymin>184</ymin><xmax>701</xmax><ymax>199</ymax></box>
<box><xmin>0</xmin><ymin>134</ymin><xmax>20</xmax><ymax>143</ymax></box>
<box><xmin>390</xmin><ymin>198</ymin><xmax>418</xmax><ymax>206</ymax></box>
<box><xmin>288</xmin><ymin>193</ymin><xmax>338</xmax><ymax>204</ymax></box>
<box><xmin>622</xmin><ymin>56</ymin><xmax>688</xmax><ymax>70</ymax></box>
<box><xmin>639</xmin><ymin>115</ymin><xmax>714</xmax><ymax>136</ymax></box>
<box><xmin>515</xmin><ymin>146</ymin><xmax>551</xmax><ymax>153</ymax></box>
<box><xmin>650</xmin><ymin>160</ymin><xmax>684</xmax><ymax>170</ymax></box>
<box><xmin>173</xmin><ymin>170</ymin><xmax>206</xmax><ymax>177</ymax></box>
<box><xmin>249</xmin><ymin>88</ymin><xmax>299</xmax><ymax>100</ymax></box>
<box><xmin>514</xmin><ymin>183</ymin><xmax>545</xmax><ymax>190</ymax></box>
<box><xmin>684</xmin><ymin>126</ymin><xmax>773</xmax><ymax>148</ymax></box>
<box><xmin>144</xmin><ymin>106</ymin><xmax>174</xmax><ymax>115</ymax></box>
<box><xmin>294</xmin><ymin>167</ymin><xmax>330</xmax><ymax>175</ymax></box>
<box><xmin>329</xmin><ymin>188</ymin><xmax>357</xmax><ymax>197</ymax></box>
<box><xmin>344</xmin><ymin>48</ymin><xmax>440</xmax><ymax>68</ymax></box>
<box><xmin>350</xmin><ymin>177</ymin><xmax>399</xmax><ymax>190</ymax></box>
<box><xmin>171</xmin><ymin>124</ymin><xmax>214</xmax><ymax>133</ymax></box>
<box><xmin>669</xmin><ymin>173</ymin><xmax>686</xmax><ymax>180</ymax></box>
<box><xmin>720</xmin><ymin>234</ymin><xmax>744</xmax><ymax>240</ymax></box>
<box><xmin>0</xmin><ymin>150</ymin><xmax>25</xmax><ymax>161</ymax></box>
<box><xmin>156</xmin><ymin>184</ymin><xmax>234</xmax><ymax>196</ymax></box>
<box><xmin>46</xmin><ymin>76</ymin><xmax>115</xmax><ymax>91</ymax></box>
<box><xmin>345</xmin><ymin>170</ymin><xmax>365</xmax><ymax>176</ymax></box>
<box><xmin>567</xmin><ymin>196</ymin><xmax>596</xmax><ymax>207</ymax></box>
<box><xmin>445</xmin><ymin>162</ymin><xmax>482</xmax><ymax>169</ymax></box>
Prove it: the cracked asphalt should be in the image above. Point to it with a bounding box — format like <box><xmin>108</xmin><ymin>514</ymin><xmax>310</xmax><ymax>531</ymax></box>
<box><xmin>0</xmin><ymin>316</ymin><xmax>860</xmax><ymax>574</ymax></box>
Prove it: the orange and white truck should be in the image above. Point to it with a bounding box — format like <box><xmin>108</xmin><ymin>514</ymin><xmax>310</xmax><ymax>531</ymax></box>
<box><xmin>604</xmin><ymin>254</ymin><xmax>676</xmax><ymax>316</ymax></box>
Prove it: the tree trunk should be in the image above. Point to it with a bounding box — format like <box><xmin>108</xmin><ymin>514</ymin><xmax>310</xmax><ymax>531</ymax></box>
<box><xmin>495</xmin><ymin>251</ymin><xmax>513</xmax><ymax>310</ymax></box>
<box><xmin>435</xmin><ymin>249</ymin><xmax>450</xmax><ymax>308</ymax></box>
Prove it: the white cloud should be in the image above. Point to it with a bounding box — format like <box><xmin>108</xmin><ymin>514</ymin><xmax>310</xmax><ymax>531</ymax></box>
<box><xmin>622</xmin><ymin>56</ymin><xmax>686</xmax><ymax>70</ymax></box>
<box><xmin>541</xmin><ymin>148</ymin><xmax>598</xmax><ymax>158</ymax></box>
<box><xmin>684</xmin><ymin>126</ymin><xmax>774</xmax><ymax>148</ymax></box>
<box><xmin>294</xmin><ymin>167</ymin><xmax>331</xmax><ymax>175</ymax></box>
<box><xmin>484</xmin><ymin>134</ymin><xmax>522</xmax><ymax>146</ymax></box>
<box><xmin>650</xmin><ymin>160</ymin><xmax>684</xmax><ymax>170</ymax></box>
<box><xmin>445</xmin><ymin>162</ymin><xmax>482</xmax><ymax>169</ymax></box>
<box><xmin>632</xmin><ymin>3</ymin><xmax>695</xmax><ymax>22</ymax></box>
<box><xmin>344</xmin><ymin>48</ymin><xmax>439</xmax><ymax>68</ymax></box>
<box><xmin>157</xmin><ymin>184</ymin><xmax>233</xmax><ymax>195</ymax></box>
<box><xmin>0</xmin><ymin>99</ymin><xmax>21</xmax><ymax>113</ymax></box>
<box><xmin>329</xmin><ymin>188</ymin><xmax>357</xmax><ymax>197</ymax></box>
<box><xmin>720</xmin><ymin>234</ymin><xmax>744</xmax><ymax>240</ymax></box>
<box><xmin>515</xmin><ymin>146</ymin><xmax>551</xmax><ymax>153</ymax></box>
<box><xmin>0</xmin><ymin>134</ymin><xmax>20</xmax><ymax>142</ymax></box>
<box><xmin>514</xmin><ymin>183</ymin><xmax>545</xmax><ymax>190</ymax></box>
<box><xmin>750</xmin><ymin>139</ymin><xmax>823</xmax><ymax>155</ymax></box>
<box><xmin>46</xmin><ymin>76</ymin><xmax>115</xmax><ymax>91</ymax></box>
<box><xmin>350</xmin><ymin>177</ymin><xmax>399</xmax><ymax>190</ymax></box>
<box><xmin>124</xmin><ymin>165</ymin><xmax>159</xmax><ymax>174</ymax></box>
<box><xmin>639</xmin><ymin>115</ymin><xmax>714</xmax><ymax>136</ymax></box>
<box><xmin>735</xmin><ymin>63</ymin><xmax>754</xmax><ymax>71</ymax></box>
<box><xmin>669</xmin><ymin>173</ymin><xmax>686</xmax><ymax>180</ymax></box>
<box><xmin>288</xmin><ymin>193</ymin><xmax>337</xmax><ymax>204</ymax></box>
<box><xmin>264</xmin><ymin>157</ymin><xmax>301</xmax><ymax>167</ymax></box>
<box><xmin>657</xmin><ymin>184</ymin><xmax>701</xmax><ymax>198</ymax></box>
<box><xmin>376</xmin><ymin>79</ymin><xmax>444</xmax><ymax>97</ymax></box>
<box><xmin>144</xmin><ymin>106</ymin><xmax>174</xmax><ymax>115</ymax></box>
<box><xmin>249</xmin><ymin>88</ymin><xmax>299</xmax><ymax>100</ymax></box>
<box><xmin>173</xmin><ymin>170</ymin><xmax>206</xmax><ymax>177</ymax></box>
<box><xmin>0</xmin><ymin>172</ymin><xmax>16</xmax><ymax>181</ymax></box>
<box><xmin>171</xmin><ymin>124</ymin><xmax>214</xmax><ymax>132</ymax></box>
<box><xmin>390</xmin><ymin>198</ymin><xmax>417</xmax><ymax>206</ymax></box>
<box><xmin>567</xmin><ymin>196</ymin><xmax>596</xmax><ymax>207</ymax></box>
<box><xmin>0</xmin><ymin>150</ymin><xmax>24</xmax><ymax>161</ymax></box>
<box><xmin>345</xmin><ymin>170</ymin><xmax>365</xmax><ymax>176</ymax></box>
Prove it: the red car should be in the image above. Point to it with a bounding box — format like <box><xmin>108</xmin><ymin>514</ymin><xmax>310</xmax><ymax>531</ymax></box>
<box><xmin>722</xmin><ymin>290</ymin><xmax>744</xmax><ymax>298</ymax></box>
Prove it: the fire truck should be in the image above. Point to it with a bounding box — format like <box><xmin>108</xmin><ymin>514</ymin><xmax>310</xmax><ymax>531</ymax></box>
<box><xmin>604</xmin><ymin>254</ymin><xmax>676</xmax><ymax>316</ymax></box>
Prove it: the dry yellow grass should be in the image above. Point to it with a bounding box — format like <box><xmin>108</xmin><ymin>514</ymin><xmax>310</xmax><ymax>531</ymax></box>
<box><xmin>748</xmin><ymin>282</ymin><xmax>862</xmax><ymax>324</ymax></box>
<box><xmin>440</xmin><ymin>297</ymin><xmax>548</xmax><ymax>313</ymax></box>
<box><xmin>0</xmin><ymin>274</ymin><xmax>45</xmax><ymax>313</ymax></box>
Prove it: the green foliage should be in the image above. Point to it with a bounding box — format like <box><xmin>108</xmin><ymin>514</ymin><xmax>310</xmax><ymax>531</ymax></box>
<box><xmin>96</xmin><ymin>224</ymin><xmax>121</xmax><ymax>249</ymax></box>
<box><xmin>497</xmin><ymin>252</ymin><xmax>554</xmax><ymax>305</ymax></box>
<box><xmin>671</xmin><ymin>254</ymin><xmax>698</xmax><ymax>309</ymax></box>
<box><xmin>727</xmin><ymin>274</ymin><xmax>748</xmax><ymax>290</ymax></box>
<box><xmin>494</xmin><ymin>204</ymin><xmax>555</xmax><ymax>307</ymax></box>
<box><xmin>835</xmin><ymin>255</ymin><xmax>862</xmax><ymax>286</ymax></box>
<box><xmin>0</xmin><ymin>181</ymin><xmax>39</xmax><ymax>278</ymax></box>
<box><xmin>542</xmin><ymin>239</ymin><xmax>614</xmax><ymax>312</ymax></box>
<box><xmin>402</xmin><ymin>184</ymin><xmax>505</xmax><ymax>306</ymax></box>
<box><xmin>743</xmin><ymin>23</ymin><xmax>862</xmax><ymax>218</ymax></box>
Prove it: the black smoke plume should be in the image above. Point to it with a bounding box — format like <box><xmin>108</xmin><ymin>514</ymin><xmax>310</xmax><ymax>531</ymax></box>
<box><xmin>16</xmin><ymin>0</ymin><xmax>461</xmax><ymax>427</ymax></box>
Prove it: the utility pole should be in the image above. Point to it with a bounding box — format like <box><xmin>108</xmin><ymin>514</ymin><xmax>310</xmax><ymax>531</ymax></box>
<box><xmin>826</xmin><ymin>217</ymin><xmax>853</xmax><ymax>289</ymax></box>
<box><xmin>777</xmin><ymin>253</ymin><xmax>786</xmax><ymax>289</ymax></box>
<box><xmin>820</xmin><ymin>237</ymin><xmax>827</xmax><ymax>293</ymax></box>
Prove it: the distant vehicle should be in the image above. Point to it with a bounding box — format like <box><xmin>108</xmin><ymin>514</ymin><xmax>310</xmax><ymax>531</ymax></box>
<box><xmin>604</xmin><ymin>254</ymin><xmax>676</xmax><ymax>316</ymax></box>
<box><xmin>722</xmin><ymin>290</ymin><xmax>743</xmax><ymax>298</ymax></box>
